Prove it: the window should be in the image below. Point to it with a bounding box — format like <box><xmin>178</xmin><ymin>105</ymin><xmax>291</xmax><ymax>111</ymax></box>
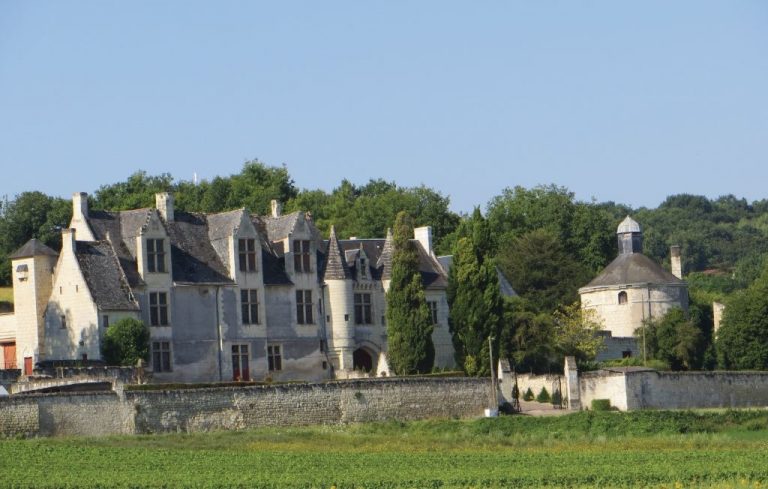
<box><xmin>60</xmin><ymin>315</ymin><xmax>67</xmax><ymax>329</ymax></box>
<box><xmin>241</xmin><ymin>289</ymin><xmax>259</xmax><ymax>325</ymax></box>
<box><xmin>359</xmin><ymin>258</ymin><xmax>367</xmax><ymax>279</ymax></box>
<box><xmin>232</xmin><ymin>344</ymin><xmax>250</xmax><ymax>381</ymax></box>
<box><xmin>618</xmin><ymin>291</ymin><xmax>628</xmax><ymax>305</ymax></box>
<box><xmin>354</xmin><ymin>293</ymin><xmax>372</xmax><ymax>325</ymax></box>
<box><xmin>238</xmin><ymin>238</ymin><xmax>257</xmax><ymax>272</ymax></box>
<box><xmin>152</xmin><ymin>341</ymin><xmax>172</xmax><ymax>372</ymax></box>
<box><xmin>622</xmin><ymin>350</ymin><xmax>633</xmax><ymax>358</ymax></box>
<box><xmin>293</xmin><ymin>240</ymin><xmax>311</xmax><ymax>273</ymax></box>
<box><xmin>427</xmin><ymin>301</ymin><xmax>438</xmax><ymax>325</ymax></box>
<box><xmin>296</xmin><ymin>290</ymin><xmax>313</xmax><ymax>324</ymax></box>
<box><xmin>149</xmin><ymin>292</ymin><xmax>169</xmax><ymax>326</ymax></box>
<box><xmin>103</xmin><ymin>315</ymin><xmax>109</xmax><ymax>329</ymax></box>
<box><xmin>146</xmin><ymin>239</ymin><xmax>166</xmax><ymax>273</ymax></box>
<box><xmin>267</xmin><ymin>344</ymin><xmax>282</xmax><ymax>371</ymax></box>
<box><xmin>319</xmin><ymin>339</ymin><xmax>327</xmax><ymax>352</ymax></box>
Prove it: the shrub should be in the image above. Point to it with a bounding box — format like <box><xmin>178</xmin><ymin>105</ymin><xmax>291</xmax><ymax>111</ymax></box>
<box><xmin>523</xmin><ymin>387</ymin><xmax>535</xmax><ymax>401</ymax></box>
<box><xmin>536</xmin><ymin>387</ymin><xmax>551</xmax><ymax>403</ymax></box>
<box><xmin>101</xmin><ymin>318</ymin><xmax>149</xmax><ymax>366</ymax></box>
<box><xmin>591</xmin><ymin>399</ymin><xmax>612</xmax><ymax>411</ymax></box>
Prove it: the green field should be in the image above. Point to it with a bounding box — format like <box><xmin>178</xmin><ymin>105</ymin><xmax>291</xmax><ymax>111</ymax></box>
<box><xmin>0</xmin><ymin>286</ymin><xmax>12</xmax><ymax>303</ymax></box>
<box><xmin>2</xmin><ymin>410</ymin><xmax>768</xmax><ymax>488</ymax></box>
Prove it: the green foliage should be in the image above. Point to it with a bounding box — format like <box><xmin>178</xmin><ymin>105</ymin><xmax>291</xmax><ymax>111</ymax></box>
<box><xmin>101</xmin><ymin>318</ymin><xmax>149</xmax><ymax>366</ymax></box>
<box><xmin>535</xmin><ymin>387</ymin><xmax>551</xmax><ymax>403</ymax></box>
<box><xmin>500</xmin><ymin>296</ymin><xmax>555</xmax><ymax>373</ymax></box>
<box><xmin>717</xmin><ymin>267</ymin><xmax>768</xmax><ymax>369</ymax></box>
<box><xmin>636</xmin><ymin>308</ymin><xmax>706</xmax><ymax>371</ymax></box>
<box><xmin>522</xmin><ymin>387</ymin><xmax>534</xmax><ymax>401</ymax></box>
<box><xmin>385</xmin><ymin>212</ymin><xmax>434</xmax><ymax>375</ymax></box>
<box><xmin>496</xmin><ymin>229</ymin><xmax>592</xmax><ymax>313</ymax></box>
<box><xmin>447</xmin><ymin>209</ymin><xmax>504</xmax><ymax>376</ymax></box>
<box><xmin>552</xmin><ymin>302</ymin><xmax>604</xmax><ymax>362</ymax></box>
<box><xmin>591</xmin><ymin>399</ymin><xmax>612</xmax><ymax>411</ymax></box>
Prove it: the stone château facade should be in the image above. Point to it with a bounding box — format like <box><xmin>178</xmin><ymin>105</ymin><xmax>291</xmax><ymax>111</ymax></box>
<box><xmin>0</xmin><ymin>192</ymin><xmax>459</xmax><ymax>382</ymax></box>
<box><xmin>579</xmin><ymin>216</ymin><xmax>688</xmax><ymax>360</ymax></box>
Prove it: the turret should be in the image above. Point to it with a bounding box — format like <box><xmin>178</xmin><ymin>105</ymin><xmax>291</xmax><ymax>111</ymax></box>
<box><xmin>617</xmin><ymin>216</ymin><xmax>643</xmax><ymax>254</ymax></box>
<box><xmin>322</xmin><ymin>226</ymin><xmax>354</xmax><ymax>370</ymax></box>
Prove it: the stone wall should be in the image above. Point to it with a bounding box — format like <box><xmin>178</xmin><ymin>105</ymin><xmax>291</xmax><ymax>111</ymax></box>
<box><xmin>0</xmin><ymin>377</ymin><xmax>488</xmax><ymax>437</ymax></box>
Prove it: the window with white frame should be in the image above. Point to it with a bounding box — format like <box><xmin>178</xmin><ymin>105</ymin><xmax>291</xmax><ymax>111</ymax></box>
<box><xmin>149</xmin><ymin>292</ymin><xmax>169</xmax><ymax>326</ymax></box>
<box><xmin>238</xmin><ymin>238</ymin><xmax>257</xmax><ymax>272</ymax></box>
<box><xmin>296</xmin><ymin>290</ymin><xmax>313</xmax><ymax>324</ymax></box>
<box><xmin>232</xmin><ymin>344</ymin><xmax>250</xmax><ymax>381</ymax></box>
<box><xmin>267</xmin><ymin>344</ymin><xmax>282</xmax><ymax>371</ymax></box>
<box><xmin>152</xmin><ymin>341</ymin><xmax>172</xmax><ymax>372</ymax></box>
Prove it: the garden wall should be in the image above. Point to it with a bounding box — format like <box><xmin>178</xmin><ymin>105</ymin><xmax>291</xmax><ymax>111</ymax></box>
<box><xmin>0</xmin><ymin>377</ymin><xmax>489</xmax><ymax>437</ymax></box>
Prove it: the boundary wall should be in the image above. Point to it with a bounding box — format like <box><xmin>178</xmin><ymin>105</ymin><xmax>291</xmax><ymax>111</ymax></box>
<box><xmin>0</xmin><ymin>377</ymin><xmax>488</xmax><ymax>437</ymax></box>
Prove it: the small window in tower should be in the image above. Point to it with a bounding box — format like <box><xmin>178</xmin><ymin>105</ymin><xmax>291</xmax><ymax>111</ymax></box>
<box><xmin>618</xmin><ymin>291</ymin><xmax>628</xmax><ymax>305</ymax></box>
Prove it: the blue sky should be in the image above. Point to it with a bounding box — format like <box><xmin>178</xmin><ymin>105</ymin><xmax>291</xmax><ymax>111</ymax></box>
<box><xmin>1</xmin><ymin>1</ymin><xmax>767</xmax><ymax>213</ymax></box>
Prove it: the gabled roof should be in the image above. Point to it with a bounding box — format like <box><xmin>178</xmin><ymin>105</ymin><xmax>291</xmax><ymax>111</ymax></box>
<box><xmin>264</xmin><ymin>212</ymin><xmax>301</xmax><ymax>242</ymax></box>
<box><xmin>9</xmin><ymin>239</ymin><xmax>58</xmax><ymax>260</ymax></box>
<box><xmin>581</xmin><ymin>253</ymin><xmax>684</xmax><ymax>290</ymax></box>
<box><xmin>165</xmin><ymin>212</ymin><xmax>234</xmax><ymax>285</ymax></box>
<box><xmin>75</xmin><ymin>241</ymin><xmax>138</xmax><ymax>311</ymax></box>
<box><xmin>207</xmin><ymin>209</ymin><xmax>246</xmax><ymax>241</ymax></box>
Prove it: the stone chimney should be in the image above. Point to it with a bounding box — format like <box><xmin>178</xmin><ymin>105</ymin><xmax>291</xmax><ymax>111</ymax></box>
<box><xmin>155</xmin><ymin>192</ymin><xmax>174</xmax><ymax>222</ymax></box>
<box><xmin>414</xmin><ymin>226</ymin><xmax>433</xmax><ymax>256</ymax></box>
<box><xmin>670</xmin><ymin>245</ymin><xmax>682</xmax><ymax>279</ymax></box>
<box><xmin>72</xmin><ymin>192</ymin><xmax>89</xmax><ymax>220</ymax></box>
<box><xmin>271</xmin><ymin>200</ymin><xmax>282</xmax><ymax>218</ymax></box>
<box><xmin>62</xmin><ymin>228</ymin><xmax>76</xmax><ymax>256</ymax></box>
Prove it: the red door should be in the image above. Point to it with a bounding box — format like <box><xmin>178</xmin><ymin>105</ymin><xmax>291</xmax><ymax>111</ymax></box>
<box><xmin>1</xmin><ymin>343</ymin><xmax>16</xmax><ymax>369</ymax></box>
<box><xmin>23</xmin><ymin>356</ymin><xmax>33</xmax><ymax>375</ymax></box>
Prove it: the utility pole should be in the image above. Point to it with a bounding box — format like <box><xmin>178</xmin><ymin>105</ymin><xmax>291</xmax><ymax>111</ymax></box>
<box><xmin>488</xmin><ymin>335</ymin><xmax>498</xmax><ymax>410</ymax></box>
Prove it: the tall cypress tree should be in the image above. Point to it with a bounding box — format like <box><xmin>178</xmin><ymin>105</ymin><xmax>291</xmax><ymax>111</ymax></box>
<box><xmin>386</xmin><ymin>212</ymin><xmax>434</xmax><ymax>374</ymax></box>
<box><xmin>447</xmin><ymin>209</ymin><xmax>504</xmax><ymax>376</ymax></box>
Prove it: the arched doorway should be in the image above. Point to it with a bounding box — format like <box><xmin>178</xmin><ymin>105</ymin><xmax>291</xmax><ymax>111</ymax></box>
<box><xmin>353</xmin><ymin>348</ymin><xmax>373</xmax><ymax>372</ymax></box>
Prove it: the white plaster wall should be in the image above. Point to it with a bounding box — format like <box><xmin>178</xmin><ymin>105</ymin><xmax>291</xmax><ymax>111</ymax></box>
<box><xmin>13</xmin><ymin>254</ymin><xmax>56</xmax><ymax>368</ymax></box>
<box><xmin>324</xmin><ymin>280</ymin><xmax>353</xmax><ymax>369</ymax></box>
<box><xmin>0</xmin><ymin>314</ymin><xmax>15</xmax><ymax>342</ymax></box>
<box><xmin>579</xmin><ymin>371</ymin><xmax>629</xmax><ymax>411</ymax></box>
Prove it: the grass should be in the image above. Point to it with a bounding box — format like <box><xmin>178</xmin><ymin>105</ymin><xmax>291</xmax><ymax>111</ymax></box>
<box><xmin>2</xmin><ymin>410</ymin><xmax>768</xmax><ymax>488</ymax></box>
<box><xmin>0</xmin><ymin>286</ymin><xmax>12</xmax><ymax>304</ymax></box>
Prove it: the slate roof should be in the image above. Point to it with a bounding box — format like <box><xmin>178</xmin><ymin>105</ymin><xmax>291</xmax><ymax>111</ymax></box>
<box><xmin>207</xmin><ymin>209</ymin><xmax>245</xmax><ymax>241</ymax></box>
<box><xmin>581</xmin><ymin>253</ymin><xmax>684</xmax><ymax>290</ymax></box>
<box><xmin>264</xmin><ymin>212</ymin><xmax>300</xmax><ymax>243</ymax></box>
<box><xmin>617</xmin><ymin>215</ymin><xmax>642</xmax><ymax>234</ymax></box>
<box><xmin>75</xmin><ymin>241</ymin><xmax>138</xmax><ymax>311</ymax></box>
<box><xmin>165</xmin><ymin>212</ymin><xmax>234</xmax><ymax>285</ymax></box>
<box><xmin>323</xmin><ymin>227</ymin><xmax>352</xmax><ymax>280</ymax></box>
<box><xmin>9</xmin><ymin>239</ymin><xmax>58</xmax><ymax>259</ymax></box>
<box><xmin>86</xmin><ymin>209</ymin><xmax>150</xmax><ymax>287</ymax></box>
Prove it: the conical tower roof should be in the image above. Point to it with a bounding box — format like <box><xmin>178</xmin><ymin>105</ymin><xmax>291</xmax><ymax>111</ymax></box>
<box><xmin>9</xmin><ymin>238</ymin><xmax>58</xmax><ymax>260</ymax></box>
<box><xmin>322</xmin><ymin>226</ymin><xmax>351</xmax><ymax>280</ymax></box>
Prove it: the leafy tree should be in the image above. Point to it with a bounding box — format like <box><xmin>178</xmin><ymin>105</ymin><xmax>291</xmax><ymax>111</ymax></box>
<box><xmin>92</xmin><ymin>171</ymin><xmax>174</xmax><ymax>210</ymax></box>
<box><xmin>496</xmin><ymin>229</ymin><xmax>592</xmax><ymax>313</ymax></box>
<box><xmin>637</xmin><ymin>308</ymin><xmax>703</xmax><ymax>370</ymax></box>
<box><xmin>717</xmin><ymin>268</ymin><xmax>768</xmax><ymax>370</ymax></box>
<box><xmin>552</xmin><ymin>302</ymin><xmax>604</xmax><ymax>363</ymax></box>
<box><xmin>446</xmin><ymin>209</ymin><xmax>504</xmax><ymax>376</ymax></box>
<box><xmin>499</xmin><ymin>296</ymin><xmax>555</xmax><ymax>373</ymax></box>
<box><xmin>101</xmin><ymin>318</ymin><xmax>150</xmax><ymax>366</ymax></box>
<box><xmin>385</xmin><ymin>212</ymin><xmax>434</xmax><ymax>374</ymax></box>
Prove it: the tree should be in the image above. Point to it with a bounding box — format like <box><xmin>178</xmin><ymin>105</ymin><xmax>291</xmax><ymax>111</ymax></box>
<box><xmin>496</xmin><ymin>229</ymin><xmax>592</xmax><ymax>313</ymax></box>
<box><xmin>637</xmin><ymin>308</ymin><xmax>703</xmax><ymax>370</ymax></box>
<box><xmin>447</xmin><ymin>209</ymin><xmax>504</xmax><ymax>376</ymax></box>
<box><xmin>552</xmin><ymin>302</ymin><xmax>604</xmax><ymax>363</ymax></box>
<box><xmin>101</xmin><ymin>318</ymin><xmax>150</xmax><ymax>366</ymax></box>
<box><xmin>717</xmin><ymin>268</ymin><xmax>768</xmax><ymax>370</ymax></box>
<box><xmin>499</xmin><ymin>296</ymin><xmax>555</xmax><ymax>373</ymax></box>
<box><xmin>385</xmin><ymin>212</ymin><xmax>434</xmax><ymax>374</ymax></box>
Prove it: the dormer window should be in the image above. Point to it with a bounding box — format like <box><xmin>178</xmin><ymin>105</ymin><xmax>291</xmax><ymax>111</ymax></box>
<box><xmin>293</xmin><ymin>240</ymin><xmax>311</xmax><ymax>273</ymax></box>
<box><xmin>359</xmin><ymin>258</ymin><xmax>367</xmax><ymax>279</ymax></box>
<box><xmin>147</xmin><ymin>239</ymin><xmax>166</xmax><ymax>273</ymax></box>
<box><xmin>239</xmin><ymin>238</ymin><xmax>257</xmax><ymax>272</ymax></box>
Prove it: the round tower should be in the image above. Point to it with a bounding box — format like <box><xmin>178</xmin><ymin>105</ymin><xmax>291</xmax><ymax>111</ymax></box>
<box><xmin>323</xmin><ymin>226</ymin><xmax>355</xmax><ymax>371</ymax></box>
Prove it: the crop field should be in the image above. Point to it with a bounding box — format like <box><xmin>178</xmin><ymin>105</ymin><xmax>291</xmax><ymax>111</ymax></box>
<box><xmin>2</xmin><ymin>410</ymin><xmax>768</xmax><ymax>488</ymax></box>
<box><xmin>0</xmin><ymin>286</ymin><xmax>12</xmax><ymax>303</ymax></box>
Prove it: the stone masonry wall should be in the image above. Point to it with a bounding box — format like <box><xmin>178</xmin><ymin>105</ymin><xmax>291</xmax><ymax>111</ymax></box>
<box><xmin>0</xmin><ymin>377</ymin><xmax>488</xmax><ymax>437</ymax></box>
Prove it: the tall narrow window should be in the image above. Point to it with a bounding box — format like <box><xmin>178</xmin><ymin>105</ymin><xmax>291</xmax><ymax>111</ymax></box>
<box><xmin>238</xmin><ymin>238</ymin><xmax>257</xmax><ymax>272</ymax></box>
<box><xmin>60</xmin><ymin>315</ymin><xmax>67</xmax><ymax>329</ymax></box>
<box><xmin>293</xmin><ymin>240</ymin><xmax>311</xmax><ymax>273</ymax></box>
<box><xmin>618</xmin><ymin>291</ymin><xmax>628</xmax><ymax>305</ymax></box>
<box><xmin>296</xmin><ymin>290</ymin><xmax>313</xmax><ymax>324</ymax></box>
<box><xmin>354</xmin><ymin>293</ymin><xmax>372</xmax><ymax>325</ymax></box>
<box><xmin>146</xmin><ymin>239</ymin><xmax>166</xmax><ymax>273</ymax></box>
<box><xmin>427</xmin><ymin>301</ymin><xmax>439</xmax><ymax>325</ymax></box>
<box><xmin>359</xmin><ymin>258</ymin><xmax>367</xmax><ymax>279</ymax></box>
<box><xmin>267</xmin><ymin>344</ymin><xmax>282</xmax><ymax>371</ymax></box>
<box><xmin>152</xmin><ymin>341</ymin><xmax>172</xmax><ymax>372</ymax></box>
<box><xmin>241</xmin><ymin>289</ymin><xmax>259</xmax><ymax>324</ymax></box>
<box><xmin>232</xmin><ymin>344</ymin><xmax>250</xmax><ymax>381</ymax></box>
<box><xmin>149</xmin><ymin>292</ymin><xmax>169</xmax><ymax>326</ymax></box>
<box><xmin>102</xmin><ymin>315</ymin><xmax>110</xmax><ymax>329</ymax></box>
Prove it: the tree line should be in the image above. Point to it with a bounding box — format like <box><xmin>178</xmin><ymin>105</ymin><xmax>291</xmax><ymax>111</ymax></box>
<box><xmin>3</xmin><ymin>161</ymin><xmax>768</xmax><ymax>371</ymax></box>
